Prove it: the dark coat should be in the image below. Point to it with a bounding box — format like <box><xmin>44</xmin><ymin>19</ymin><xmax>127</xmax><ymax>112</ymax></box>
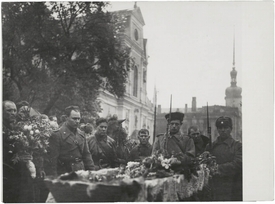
<box><xmin>128</xmin><ymin>143</ymin><xmax>152</xmax><ymax>162</ymax></box>
<box><xmin>87</xmin><ymin>134</ymin><xmax>120</xmax><ymax>169</ymax></box>
<box><xmin>192</xmin><ymin>134</ymin><xmax>210</xmax><ymax>156</ymax></box>
<box><xmin>3</xmin><ymin>125</ymin><xmax>21</xmax><ymax>203</ymax></box>
<box><xmin>152</xmin><ymin>132</ymin><xmax>195</xmax><ymax>162</ymax></box>
<box><xmin>48</xmin><ymin>123</ymin><xmax>95</xmax><ymax>176</ymax></box>
<box><xmin>206</xmin><ymin>136</ymin><xmax>242</xmax><ymax>201</ymax></box>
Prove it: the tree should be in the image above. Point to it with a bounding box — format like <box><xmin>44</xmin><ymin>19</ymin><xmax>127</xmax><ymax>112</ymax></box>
<box><xmin>2</xmin><ymin>2</ymin><xmax>132</xmax><ymax>117</ymax></box>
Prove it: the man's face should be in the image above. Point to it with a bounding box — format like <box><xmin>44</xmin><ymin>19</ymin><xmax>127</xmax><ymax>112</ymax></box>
<box><xmin>3</xmin><ymin>102</ymin><xmax>17</xmax><ymax>124</ymax></box>
<box><xmin>67</xmin><ymin>110</ymin><xmax>81</xmax><ymax>129</ymax></box>
<box><xmin>18</xmin><ymin>106</ymin><xmax>29</xmax><ymax>119</ymax></box>
<box><xmin>96</xmin><ymin>122</ymin><xmax>108</xmax><ymax>136</ymax></box>
<box><xmin>169</xmin><ymin>120</ymin><xmax>181</xmax><ymax>134</ymax></box>
<box><xmin>189</xmin><ymin>129</ymin><xmax>201</xmax><ymax>143</ymax></box>
<box><xmin>217</xmin><ymin>126</ymin><xmax>232</xmax><ymax>139</ymax></box>
<box><xmin>138</xmin><ymin>133</ymin><xmax>150</xmax><ymax>145</ymax></box>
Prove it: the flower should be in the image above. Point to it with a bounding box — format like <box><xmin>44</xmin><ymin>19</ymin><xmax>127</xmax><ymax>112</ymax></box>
<box><xmin>7</xmin><ymin>114</ymin><xmax>52</xmax><ymax>165</ymax></box>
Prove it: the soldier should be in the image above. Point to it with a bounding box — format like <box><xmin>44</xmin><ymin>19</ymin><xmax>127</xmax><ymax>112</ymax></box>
<box><xmin>128</xmin><ymin>129</ymin><xmax>152</xmax><ymax>162</ymax></box>
<box><xmin>3</xmin><ymin>100</ymin><xmax>34</xmax><ymax>202</ymax></box>
<box><xmin>152</xmin><ymin>112</ymin><xmax>195</xmax><ymax>164</ymax></box>
<box><xmin>3</xmin><ymin>100</ymin><xmax>20</xmax><ymax>202</ymax></box>
<box><xmin>206</xmin><ymin>116</ymin><xmax>242</xmax><ymax>201</ymax></box>
<box><xmin>87</xmin><ymin>118</ymin><xmax>122</xmax><ymax>169</ymax></box>
<box><xmin>48</xmin><ymin>106</ymin><xmax>95</xmax><ymax>176</ymax></box>
<box><xmin>188</xmin><ymin>126</ymin><xmax>209</xmax><ymax>157</ymax></box>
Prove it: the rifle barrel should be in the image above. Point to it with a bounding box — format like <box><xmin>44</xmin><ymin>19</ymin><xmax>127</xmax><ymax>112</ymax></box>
<box><xmin>206</xmin><ymin>103</ymin><xmax>212</xmax><ymax>148</ymax></box>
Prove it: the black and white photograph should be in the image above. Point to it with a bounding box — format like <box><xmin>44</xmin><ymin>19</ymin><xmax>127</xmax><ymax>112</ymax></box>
<box><xmin>2</xmin><ymin>1</ymin><xmax>273</xmax><ymax>202</ymax></box>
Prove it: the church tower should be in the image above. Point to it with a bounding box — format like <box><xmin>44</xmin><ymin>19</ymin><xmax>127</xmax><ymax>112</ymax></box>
<box><xmin>225</xmin><ymin>37</ymin><xmax>242</xmax><ymax>110</ymax></box>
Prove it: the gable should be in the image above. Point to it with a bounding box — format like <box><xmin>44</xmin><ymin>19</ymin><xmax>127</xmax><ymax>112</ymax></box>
<box><xmin>132</xmin><ymin>7</ymin><xmax>145</xmax><ymax>26</ymax></box>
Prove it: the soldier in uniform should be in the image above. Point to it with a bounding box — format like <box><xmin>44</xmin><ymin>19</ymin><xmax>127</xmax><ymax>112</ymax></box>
<box><xmin>3</xmin><ymin>100</ymin><xmax>21</xmax><ymax>203</ymax></box>
<box><xmin>188</xmin><ymin>126</ymin><xmax>209</xmax><ymax>157</ymax></box>
<box><xmin>152</xmin><ymin>112</ymin><xmax>195</xmax><ymax>164</ymax></box>
<box><xmin>206</xmin><ymin>116</ymin><xmax>242</xmax><ymax>201</ymax></box>
<box><xmin>48</xmin><ymin>106</ymin><xmax>95</xmax><ymax>176</ymax></box>
<box><xmin>87</xmin><ymin>118</ymin><xmax>122</xmax><ymax>169</ymax></box>
<box><xmin>128</xmin><ymin>129</ymin><xmax>152</xmax><ymax>162</ymax></box>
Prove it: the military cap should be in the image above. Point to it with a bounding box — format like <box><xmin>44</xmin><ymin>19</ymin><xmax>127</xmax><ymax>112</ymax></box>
<box><xmin>215</xmin><ymin>116</ymin><xmax>233</xmax><ymax>129</ymax></box>
<box><xmin>165</xmin><ymin>112</ymin><xmax>185</xmax><ymax>122</ymax></box>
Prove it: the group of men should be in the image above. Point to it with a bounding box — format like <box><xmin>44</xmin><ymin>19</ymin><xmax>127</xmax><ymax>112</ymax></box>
<box><xmin>3</xmin><ymin>100</ymin><xmax>242</xmax><ymax>202</ymax></box>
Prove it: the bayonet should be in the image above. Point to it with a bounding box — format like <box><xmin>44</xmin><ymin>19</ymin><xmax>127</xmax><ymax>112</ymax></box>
<box><xmin>206</xmin><ymin>102</ymin><xmax>212</xmax><ymax>148</ymax></box>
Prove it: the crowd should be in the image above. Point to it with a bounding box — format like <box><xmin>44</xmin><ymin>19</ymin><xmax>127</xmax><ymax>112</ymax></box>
<box><xmin>3</xmin><ymin>100</ymin><xmax>242</xmax><ymax>202</ymax></box>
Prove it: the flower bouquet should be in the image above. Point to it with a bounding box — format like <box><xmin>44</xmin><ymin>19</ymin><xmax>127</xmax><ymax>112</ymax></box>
<box><xmin>7</xmin><ymin>111</ymin><xmax>52</xmax><ymax>179</ymax></box>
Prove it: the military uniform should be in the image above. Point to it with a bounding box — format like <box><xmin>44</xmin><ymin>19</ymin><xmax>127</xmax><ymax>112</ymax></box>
<box><xmin>128</xmin><ymin>143</ymin><xmax>152</xmax><ymax>162</ymax></box>
<box><xmin>48</xmin><ymin>123</ymin><xmax>95</xmax><ymax>176</ymax></box>
<box><xmin>87</xmin><ymin>134</ymin><xmax>120</xmax><ymax>169</ymax></box>
<box><xmin>152</xmin><ymin>132</ymin><xmax>195</xmax><ymax>162</ymax></box>
<box><xmin>205</xmin><ymin>116</ymin><xmax>242</xmax><ymax>201</ymax></box>
<box><xmin>206</xmin><ymin>136</ymin><xmax>242</xmax><ymax>201</ymax></box>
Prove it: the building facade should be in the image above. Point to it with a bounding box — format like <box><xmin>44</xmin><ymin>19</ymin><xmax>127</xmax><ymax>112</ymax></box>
<box><xmin>156</xmin><ymin>40</ymin><xmax>242</xmax><ymax>143</ymax></box>
<box><xmin>98</xmin><ymin>4</ymin><xmax>154</xmax><ymax>142</ymax></box>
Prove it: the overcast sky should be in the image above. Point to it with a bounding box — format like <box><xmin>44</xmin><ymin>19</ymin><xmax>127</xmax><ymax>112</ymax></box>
<box><xmin>107</xmin><ymin>1</ymin><xmax>271</xmax><ymax>109</ymax></box>
<box><xmin>108</xmin><ymin>2</ymin><xmax>274</xmax><ymax>200</ymax></box>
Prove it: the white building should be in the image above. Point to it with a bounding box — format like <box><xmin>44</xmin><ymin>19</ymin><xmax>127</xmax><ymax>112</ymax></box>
<box><xmin>98</xmin><ymin>4</ymin><xmax>154</xmax><ymax>142</ymax></box>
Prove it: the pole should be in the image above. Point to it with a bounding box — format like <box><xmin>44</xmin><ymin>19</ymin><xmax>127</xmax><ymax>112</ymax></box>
<box><xmin>166</xmin><ymin>95</ymin><xmax>172</xmax><ymax>135</ymax></box>
<box><xmin>153</xmin><ymin>105</ymin><xmax>157</xmax><ymax>143</ymax></box>
<box><xmin>206</xmin><ymin>102</ymin><xmax>212</xmax><ymax>148</ymax></box>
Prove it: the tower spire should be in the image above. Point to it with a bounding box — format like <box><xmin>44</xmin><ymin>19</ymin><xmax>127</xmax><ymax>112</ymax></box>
<box><xmin>134</xmin><ymin>2</ymin><xmax>137</xmax><ymax>8</ymax></box>
<box><xmin>233</xmin><ymin>31</ymin><xmax>235</xmax><ymax>67</ymax></box>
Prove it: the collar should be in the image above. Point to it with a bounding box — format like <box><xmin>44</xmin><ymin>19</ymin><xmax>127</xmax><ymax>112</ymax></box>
<box><xmin>139</xmin><ymin>142</ymin><xmax>151</xmax><ymax>148</ymax></box>
<box><xmin>95</xmin><ymin>132</ymin><xmax>107</xmax><ymax>142</ymax></box>
<box><xmin>65</xmin><ymin>122</ymin><xmax>77</xmax><ymax>134</ymax></box>
<box><xmin>213</xmin><ymin>135</ymin><xmax>234</xmax><ymax>147</ymax></box>
<box><xmin>60</xmin><ymin>124</ymin><xmax>80</xmax><ymax>140</ymax></box>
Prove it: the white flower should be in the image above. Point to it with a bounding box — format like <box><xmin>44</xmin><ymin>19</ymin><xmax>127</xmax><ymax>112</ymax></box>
<box><xmin>30</xmin><ymin>130</ymin><xmax>34</xmax><ymax>135</ymax></box>
<box><xmin>27</xmin><ymin>125</ymin><xmax>32</xmax><ymax>131</ymax></box>
<box><xmin>35</xmin><ymin>129</ymin><xmax>40</xmax><ymax>134</ymax></box>
<box><xmin>24</xmin><ymin>125</ymin><xmax>29</xmax><ymax>130</ymax></box>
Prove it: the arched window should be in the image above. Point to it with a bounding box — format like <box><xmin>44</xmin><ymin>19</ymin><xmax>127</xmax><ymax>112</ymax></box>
<box><xmin>133</xmin><ymin>66</ymin><xmax>138</xmax><ymax>97</ymax></box>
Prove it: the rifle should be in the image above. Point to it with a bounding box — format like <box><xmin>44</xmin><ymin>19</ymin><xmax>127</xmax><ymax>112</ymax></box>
<box><xmin>164</xmin><ymin>95</ymin><xmax>172</xmax><ymax>155</ymax></box>
<box><xmin>206</xmin><ymin>102</ymin><xmax>212</xmax><ymax>148</ymax></box>
<box><xmin>153</xmin><ymin>86</ymin><xmax>157</xmax><ymax>143</ymax></box>
<box><xmin>166</xmin><ymin>95</ymin><xmax>172</xmax><ymax>136</ymax></box>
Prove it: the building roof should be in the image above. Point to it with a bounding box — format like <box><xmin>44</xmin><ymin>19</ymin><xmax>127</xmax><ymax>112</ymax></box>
<box><xmin>112</xmin><ymin>6</ymin><xmax>145</xmax><ymax>26</ymax></box>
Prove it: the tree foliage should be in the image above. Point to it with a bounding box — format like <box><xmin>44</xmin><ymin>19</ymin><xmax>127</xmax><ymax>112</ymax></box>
<box><xmin>2</xmin><ymin>2</ymin><xmax>132</xmax><ymax>118</ymax></box>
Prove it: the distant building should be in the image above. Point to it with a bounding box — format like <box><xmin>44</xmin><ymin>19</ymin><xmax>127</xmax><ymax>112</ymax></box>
<box><xmin>155</xmin><ymin>40</ymin><xmax>242</xmax><ymax>143</ymax></box>
<box><xmin>98</xmin><ymin>3</ymin><xmax>154</xmax><ymax>143</ymax></box>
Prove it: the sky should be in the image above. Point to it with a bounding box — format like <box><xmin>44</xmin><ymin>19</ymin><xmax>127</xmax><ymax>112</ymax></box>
<box><xmin>0</xmin><ymin>1</ymin><xmax>273</xmax><ymax>200</ymax></box>
<box><xmin>107</xmin><ymin>1</ymin><xmax>245</xmax><ymax>108</ymax></box>
<box><xmin>106</xmin><ymin>4</ymin><xmax>274</xmax><ymax>199</ymax></box>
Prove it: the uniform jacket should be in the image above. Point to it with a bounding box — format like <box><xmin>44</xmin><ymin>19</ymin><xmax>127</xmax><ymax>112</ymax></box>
<box><xmin>206</xmin><ymin>136</ymin><xmax>242</xmax><ymax>201</ymax></box>
<box><xmin>48</xmin><ymin>123</ymin><xmax>95</xmax><ymax>176</ymax></box>
<box><xmin>152</xmin><ymin>132</ymin><xmax>195</xmax><ymax>163</ymax></box>
<box><xmin>128</xmin><ymin>143</ymin><xmax>152</xmax><ymax>162</ymax></box>
<box><xmin>87</xmin><ymin>134</ymin><xmax>120</xmax><ymax>169</ymax></box>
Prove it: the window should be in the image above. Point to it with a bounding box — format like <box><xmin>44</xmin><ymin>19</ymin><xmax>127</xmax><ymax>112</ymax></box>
<box><xmin>143</xmin><ymin>69</ymin><xmax>147</xmax><ymax>83</ymax></box>
<box><xmin>134</xmin><ymin>29</ymin><xmax>139</xmax><ymax>41</ymax></box>
<box><xmin>133</xmin><ymin>66</ymin><xmax>138</xmax><ymax>97</ymax></box>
